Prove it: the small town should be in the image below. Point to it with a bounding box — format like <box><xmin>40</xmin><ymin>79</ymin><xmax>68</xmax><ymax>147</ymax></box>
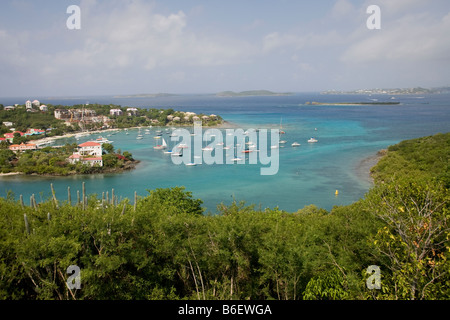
<box><xmin>0</xmin><ymin>99</ymin><xmax>222</xmax><ymax>174</ymax></box>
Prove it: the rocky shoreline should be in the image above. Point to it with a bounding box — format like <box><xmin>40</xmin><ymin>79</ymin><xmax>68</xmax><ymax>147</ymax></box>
<box><xmin>355</xmin><ymin>149</ymin><xmax>387</xmax><ymax>184</ymax></box>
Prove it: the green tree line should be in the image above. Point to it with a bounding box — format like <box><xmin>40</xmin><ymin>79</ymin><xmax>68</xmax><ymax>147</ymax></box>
<box><xmin>0</xmin><ymin>143</ymin><xmax>135</xmax><ymax>175</ymax></box>
<box><xmin>0</xmin><ymin>133</ymin><xmax>448</xmax><ymax>300</ymax></box>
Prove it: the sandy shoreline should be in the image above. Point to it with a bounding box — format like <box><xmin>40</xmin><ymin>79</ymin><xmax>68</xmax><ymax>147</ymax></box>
<box><xmin>30</xmin><ymin>121</ymin><xmax>238</xmax><ymax>146</ymax></box>
<box><xmin>0</xmin><ymin>172</ymin><xmax>23</xmax><ymax>177</ymax></box>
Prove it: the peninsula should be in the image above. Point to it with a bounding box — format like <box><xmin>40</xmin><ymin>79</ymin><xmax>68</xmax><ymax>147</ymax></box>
<box><xmin>0</xmin><ymin>101</ymin><xmax>223</xmax><ymax>176</ymax></box>
<box><xmin>321</xmin><ymin>86</ymin><xmax>450</xmax><ymax>95</ymax></box>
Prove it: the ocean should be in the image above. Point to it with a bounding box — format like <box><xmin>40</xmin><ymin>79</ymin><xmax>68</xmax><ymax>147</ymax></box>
<box><xmin>1</xmin><ymin>93</ymin><xmax>449</xmax><ymax>213</ymax></box>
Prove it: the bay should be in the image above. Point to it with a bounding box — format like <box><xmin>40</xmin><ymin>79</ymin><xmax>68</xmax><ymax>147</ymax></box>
<box><xmin>1</xmin><ymin>93</ymin><xmax>449</xmax><ymax>213</ymax></box>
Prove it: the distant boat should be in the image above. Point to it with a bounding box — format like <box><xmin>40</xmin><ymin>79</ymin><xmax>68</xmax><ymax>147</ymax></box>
<box><xmin>96</xmin><ymin>136</ymin><xmax>113</xmax><ymax>144</ymax></box>
<box><xmin>202</xmin><ymin>146</ymin><xmax>214</xmax><ymax>151</ymax></box>
<box><xmin>279</xmin><ymin>117</ymin><xmax>285</xmax><ymax>134</ymax></box>
<box><xmin>171</xmin><ymin>147</ymin><xmax>183</xmax><ymax>157</ymax></box>
<box><xmin>137</xmin><ymin>128</ymin><xmax>143</xmax><ymax>140</ymax></box>
<box><xmin>186</xmin><ymin>162</ymin><xmax>197</xmax><ymax>166</ymax></box>
<box><xmin>279</xmin><ymin>140</ymin><xmax>287</xmax><ymax>144</ymax></box>
<box><xmin>308</xmin><ymin>137</ymin><xmax>318</xmax><ymax>143</ymax></box>
<box><xmin>232</xmin><ymin>146</ymin><xmax>242</xmax><ymax>162</ymax></box>
<box><xmin>154</xmin><ymin>138</ymin><xmax>167</xmax><ymax>150</ymax></box>
<box><xmin>292</xmin><ymin>142</ymin><xmax>301</xmax><ymax>147</ymax></box>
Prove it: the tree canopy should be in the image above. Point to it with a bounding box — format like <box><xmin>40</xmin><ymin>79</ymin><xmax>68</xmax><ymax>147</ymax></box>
<box><xmin>0</xmin><ymin>133</ymin><xmax>448</xmax><ymax>300</ymax></box>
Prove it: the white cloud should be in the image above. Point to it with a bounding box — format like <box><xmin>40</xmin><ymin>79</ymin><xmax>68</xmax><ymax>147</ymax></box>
<box><xmin>262</xmin><ymin>30</ymin><xmax>345</xmax><ymax>54</ymax></box>
<box><xmin>0</xmin><ymin>0</ymin><xmax>256</xmax><ymax>95</ymax></box>
<box><xmin>331</xmin><ymin>0</ymin><xmax>357</xmax><ymax>19</ymax></box>
<box><xmin>341</xmin><ymin>11</ymin><xmax>450</xmax><ymax>63</ymax></box>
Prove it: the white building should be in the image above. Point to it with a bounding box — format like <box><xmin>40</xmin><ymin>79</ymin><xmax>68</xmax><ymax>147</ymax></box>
<box><xmin>110</xmin><ymin>109</ymin><xmax>123</xmax><ymax>116</ymax></box>
<box><xmin>68</xmin><ymin>154</ymin><xmax>103</xmax><ymax>167</ymax></box>
<box><xmin>126</xmin><ymin>108</ymin><xmax>138</xmax><ymax>116</ymax></box>
<box><xmin>78</xmin><ymin>141</ymin><xmax>103</xmax><ymax>157</ymax></box>
<box><xmin>39</xmin><ymin>105</ymin><xmax>48</xmax><ymax>112</ymax></box>
<box><xmin>32</xmin><ymin>100</ymin><xmax>40</xmax><ymax>107</ymax></box>
<box><xmin>25</xmin><ymin>101</ymin><xmax>32</xmax><ymax>110</ymax></box>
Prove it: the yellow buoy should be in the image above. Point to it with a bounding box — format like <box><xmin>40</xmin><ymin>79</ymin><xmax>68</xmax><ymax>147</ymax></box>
<box><xmin>335</xmin><ymin>190</ymin><xmax>339</xmax><ymax>196</ymax></box>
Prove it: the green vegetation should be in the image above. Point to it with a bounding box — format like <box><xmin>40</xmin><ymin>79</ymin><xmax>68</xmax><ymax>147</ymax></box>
<box><xmin>0</xmin><ymin>104</ymin><xmax>223</xmax><ymax>144</ymax></box>
<box><xmin>0</xmin><ymin>143</ymin><xmax>137</xmax><ymax>175</ymax></box>
<box><xmin>370</xmin><ymin>132</ymin><xmax>450</xmax><ymax>188</ymax></box>
<box><xmin>0</xmin><ymin>133</ymin><xmax>448</xmax><ymax>300</ymax></box>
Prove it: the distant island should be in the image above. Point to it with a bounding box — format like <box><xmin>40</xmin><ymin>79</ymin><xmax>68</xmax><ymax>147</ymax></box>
<box><xmin>113</xmin><ymin>93</ymin><xmax>178</xmax><ymax>98</ymax></box>
<box><xmin>305</xmin><ymin>101</ymin><xmax>400</xmax><ymax>106</ymax></box>
<box><xmin>216</xmin><ymin>90</ymin><xmax>294</xmax><ymax>97</ymax></box>
<box><xmin>321</xmin><ymin>86</ymin><xmax>450</xmax><ymax>95</ymax></box>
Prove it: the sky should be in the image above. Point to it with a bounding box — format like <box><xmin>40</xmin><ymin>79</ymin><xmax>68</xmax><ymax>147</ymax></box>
<box><xmin>0</xmin><ymin>0</ymin><xmax>449</xmax><ymax>97</ymax></box>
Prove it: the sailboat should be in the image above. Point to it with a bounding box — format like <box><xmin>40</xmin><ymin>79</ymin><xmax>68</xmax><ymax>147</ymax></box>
<box><xmin>171</xmin><ymin>146</ymin><xmax>183</xmax><ymax>157</ymax></box>
<box><xmin>279</xmin><ymin>117</ymin><xmax>285</xmax><ymax>135</ymax></box>
<box><xmin>136</xmin><ymin>128</ymin><xmax>143</xmax><ymax>140</ymax></box>
<box><xmin>154</xmin><ymin>138</ymin><xmax>167</xmax><ymax>150</ymax></box>
<box><xmin>232</xmin><ymin>146</ymin><xmax>242</xmax><ymax>162</ymax></box>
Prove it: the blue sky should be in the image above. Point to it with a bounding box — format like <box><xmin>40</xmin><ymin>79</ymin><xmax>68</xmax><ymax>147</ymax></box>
<box><xmin>0</xmin><ymin>0</ymin><xmax>449</xmax><ymax>97</ymax></box>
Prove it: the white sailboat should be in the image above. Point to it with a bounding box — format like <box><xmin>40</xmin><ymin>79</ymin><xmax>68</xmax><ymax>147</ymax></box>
<box><xmin>154</xmin><ymin>138</ymin><xmax>167</xmax><ymax>150</ymax></box>
<box><xmin>231</xmin><ymin>146</ymin><xmax>242</xmax><ymax>162</ymax></box>
<box><xmin>279</xmin><ymin>117</ymin><xmax>285</xmax><ymax>135</ymax></box>
<box><xmin>171</xmin><ymin>146</ymin><xmax>183</xmax><ymax>157</ymax></box>
<box><xmin>136</xmin><ymin>128</ymin><xmax>143</xmax><ymax>140</ymax></box>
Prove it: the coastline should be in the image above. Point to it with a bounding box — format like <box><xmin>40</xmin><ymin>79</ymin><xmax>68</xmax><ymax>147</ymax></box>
<box><xmin>355</xmin><ymin>149</ymin><xmax>387</xmax><ymax>184</ymax></box>
<box><xmin>0</xmin><ymin>172</ymin><xmax>23</xmax><ymax>177</ymax></box>
<box><xmin>32</xmin><ymin>120</ymin><xmax>235</xmax><ymax>146</ymax></box>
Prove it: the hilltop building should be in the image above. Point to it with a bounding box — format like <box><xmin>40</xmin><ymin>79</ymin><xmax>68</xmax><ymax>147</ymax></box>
<box><xmin>67</xmin><ymin>141</ymin><xmax>104</xmax><ymax>167</ymax></box>
<box><xmin>9</xmin><ymin>143</ymin><xmax>37</xmax><ymax>152</ymax></box>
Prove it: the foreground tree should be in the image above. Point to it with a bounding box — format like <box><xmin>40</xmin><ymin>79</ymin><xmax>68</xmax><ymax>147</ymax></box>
<box><xmin>366</xmin><ymin>178</ymin><xmax>450</xmax><ymax>299</ymax></box>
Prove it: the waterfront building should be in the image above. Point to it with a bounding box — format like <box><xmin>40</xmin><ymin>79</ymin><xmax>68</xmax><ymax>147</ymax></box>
<box><xmin>110</xmin><ymin>109</ymin><xmax>123</xmax><ymax>116</ymax></box>
<box><xmin>78</xmin><ymin>141</ymin><xmax>103</xmax><ymax>157</ymax></box>
<box><xmin>9</xmin><ymin>143</ymin><xmax>37</xmax><ymax>152</ymax></box>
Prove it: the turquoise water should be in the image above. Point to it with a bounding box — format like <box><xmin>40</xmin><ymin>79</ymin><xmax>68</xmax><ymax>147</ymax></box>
<box><xmin>1</xmin><ymin>93</ymin><xmax>449</xmax><ymax>212</ymax></box>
